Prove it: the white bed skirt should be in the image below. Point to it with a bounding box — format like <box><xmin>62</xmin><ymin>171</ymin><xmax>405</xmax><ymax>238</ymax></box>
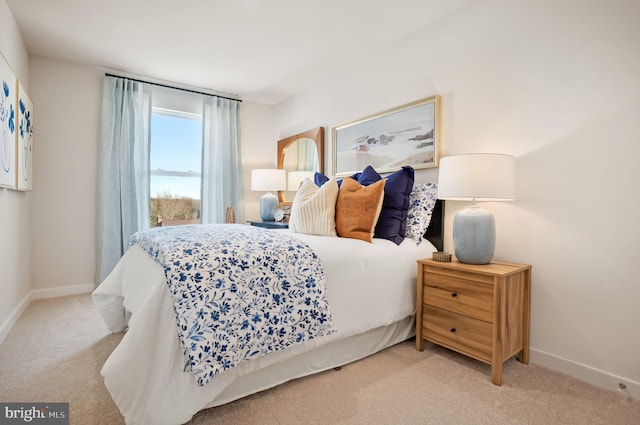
<box><xmin>206</xmin><ymin>316</ymin><xmax>415</xmax><ymax>409</ymax></box>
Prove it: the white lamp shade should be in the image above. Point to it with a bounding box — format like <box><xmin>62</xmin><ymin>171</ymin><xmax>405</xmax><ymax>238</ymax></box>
<box><xmin>287</xmin><ymin>171</ymin><xmax>315</xmax><ymax>191</ymax></box>
<box><xmin>437</xmin><ymin>153</ymin><xmax>515</xmax><ymax>201</ymax></box>
<box><xmin>251</xmin><ymin>169</ymin><xmax>286</xmax><ymax>191</ymax></box>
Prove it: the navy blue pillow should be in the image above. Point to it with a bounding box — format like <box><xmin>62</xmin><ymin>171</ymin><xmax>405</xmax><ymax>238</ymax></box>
<box><xmin>373</xmin><ymin>166</ymin><xmax>414</xmax><ymax>244</ymax></box>
<box><xmin>316</xmin><ymin>167</ymin><xmax>380</xmax><ymax>187</ymax></box>
<box><xmin>314</xmin><ymin>172</ymin><xmax>330</xmax><ymax>187</ymax></box>
<box><xmin>354</xmin><ymin>165</ymin><xmax>381</xmax><ymax>186</ymax></box>
<box><xmin>315</xmin><ymin>171</ymin><xmax>362</xmax><ymax>188</ymax></box>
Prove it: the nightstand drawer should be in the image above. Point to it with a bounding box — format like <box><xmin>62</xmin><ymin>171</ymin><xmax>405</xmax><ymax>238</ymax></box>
<box><xmin>423</xmin><ymin>272</ymin><xmax>494</xmax><ymax>322</ymax></box>
<box><xmin>422</xmin><ymin>305</ymin><xmax>492</xmax><ymax>363</ymax></box>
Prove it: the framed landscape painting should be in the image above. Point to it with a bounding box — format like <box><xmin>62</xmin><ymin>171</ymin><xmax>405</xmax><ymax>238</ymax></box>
<box><xmin>0</xmin><ymin>52</ymin><xmax>17</xmax><ymax>189</ymax></box>
<box><xmin>332</xmin><ymin>96</ymin><xmax>440</xmax><ymax>176</ymax></box>
<box><xmin>17</xmin><ymin>82</ymin><xmax>33</xmax><ymax>191</ymax></box>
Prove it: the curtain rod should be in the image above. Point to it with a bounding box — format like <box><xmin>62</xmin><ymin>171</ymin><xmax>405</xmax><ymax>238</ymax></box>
<box><xmin>104</xmin><ymin>73</ymin><xmax>242</xmax><ymax>103</ymax></box>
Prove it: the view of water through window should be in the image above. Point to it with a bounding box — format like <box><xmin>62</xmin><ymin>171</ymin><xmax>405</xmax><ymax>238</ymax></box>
<box><xmin>149</xmin><ymin>111</ymin><xmax>202</xmax><ymax>227</ymax></box>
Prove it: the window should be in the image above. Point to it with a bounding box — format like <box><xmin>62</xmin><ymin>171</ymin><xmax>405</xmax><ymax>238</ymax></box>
<box><xmin>149</xmin><ymin>108</ymin><xmax>203</xmax><ymax>227</ymax></box>
<box><xmin>97</xmin><ymin>75</ymin><xmax>242</xmax><ymax>282</ymax></box>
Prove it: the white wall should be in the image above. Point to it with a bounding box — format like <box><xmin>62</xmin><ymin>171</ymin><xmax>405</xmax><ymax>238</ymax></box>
<box><xmin>240</xmin><ymin>101</ymin><xmax>278</xmax><ymax>222</ymax></box>
<box><xmin>29</xmin><ymin>57</ymin><xmax>102</xmax><ymax>290</ymax></box>
<box><xmin>0</xmin><ymin>0</ymin><xmax>30</xmax><ymax>341</ymax></box>
<box><xmin>273</xmin><ymin>0</ymin><xmax>640</xmax><ymax>397</ymax></box>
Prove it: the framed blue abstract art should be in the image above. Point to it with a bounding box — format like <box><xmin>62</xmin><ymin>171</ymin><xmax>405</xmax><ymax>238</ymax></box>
<box><xmin>17</xmin><ymin>82</ymin><xmax>34</xmax><ymax>191</ymax></box>
<box><xmin>0</xmin><ymin>51</ymin><xmax>17</xmax><ymax>190</ymax></box>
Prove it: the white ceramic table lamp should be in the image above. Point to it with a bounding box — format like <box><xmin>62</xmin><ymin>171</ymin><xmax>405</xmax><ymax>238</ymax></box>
<box><xmin>251</xmin><ymin>169</ymin><xmax>286</xmax><ymax>221</ymax></box>
<box><xmin>437</xmin><ymin>153</ymin><xmax>515</xmax><ymax>264</ymax></box>
<box><xmin>287</xmin><ymin>171</ymin><xmax>315</xmax><ymax>191</ymax></box>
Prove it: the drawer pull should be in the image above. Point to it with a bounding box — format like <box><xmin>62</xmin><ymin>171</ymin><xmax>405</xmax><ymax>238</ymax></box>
<box><xmin>450</xmin><ymin>328</ymin><xmax>457</xmax><ymax>333</ymax></box>
<box><xmin>451</xmin><ymin>292</ymin><xmax>458</xmax><ymax>298</ymax></box>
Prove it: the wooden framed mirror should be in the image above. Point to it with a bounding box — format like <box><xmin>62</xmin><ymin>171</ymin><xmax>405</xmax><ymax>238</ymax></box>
<box><xmin>277</xmin><ymin>127</ymin><xmax>324</xmax><ymax>206</ymax></box>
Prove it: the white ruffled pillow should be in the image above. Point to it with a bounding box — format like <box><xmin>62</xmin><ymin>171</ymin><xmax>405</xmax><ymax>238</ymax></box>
<box><xmin>289</xmin><ymin>178</ymin><xmax>339</xmax><ymax>237</ymax></box>
<box><xmin>405</xmin><ymin>182</ymin><xmax>438</xmax><ymax>244</ymax></box>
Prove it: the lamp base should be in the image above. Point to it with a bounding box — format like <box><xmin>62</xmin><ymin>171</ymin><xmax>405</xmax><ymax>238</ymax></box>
<box><xmin>453</xmin><ymin>205</ymin><xmax>495</xmax><ymax>264</ymax></box>
<box><xmin>259</xmin><ymin>191</ymin><xmax>279</xmax><ymax>221</ymax></box>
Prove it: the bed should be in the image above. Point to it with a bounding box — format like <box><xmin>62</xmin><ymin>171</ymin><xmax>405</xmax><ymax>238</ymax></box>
<box><xmin>93</xmin><ymin>170</ymin><xmax>443</xmax><ymax>425</ymax></box>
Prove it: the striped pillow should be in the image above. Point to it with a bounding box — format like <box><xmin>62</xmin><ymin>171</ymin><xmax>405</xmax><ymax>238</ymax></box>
<box><xmin>289</xmin><ymin>177</ymin><xmax>339</xmax><ymax>237</ymax></box>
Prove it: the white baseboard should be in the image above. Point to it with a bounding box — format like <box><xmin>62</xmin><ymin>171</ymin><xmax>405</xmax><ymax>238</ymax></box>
<box><xmin>0</xmin><ymin>291</ymin><xmax>33</xmax><ymax>345</ymax></box>
<box><xmin>31</xmin><ymin>283</ymin><xmax>95</xmax><ymax>300</ymax></box>
<box><xmin>530</xmin><ymin>347</ymin><xmax>640</xmax><ymax>401</ymax></box>
<box><xmin>0</xmin><ymin>283</ymin><xmax>95</xmax><ymax>345</ymax></box>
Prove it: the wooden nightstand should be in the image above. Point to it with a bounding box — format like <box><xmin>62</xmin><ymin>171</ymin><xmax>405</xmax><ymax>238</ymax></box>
<box><xmin>248</xmin><ymin>221</ymin><xmax>289</xmax><ymax>229</ymax></box>
<box><xmin>416</xmin><ymin>258</ymin><xmax>531</xmax><ymax>385</ymax></box>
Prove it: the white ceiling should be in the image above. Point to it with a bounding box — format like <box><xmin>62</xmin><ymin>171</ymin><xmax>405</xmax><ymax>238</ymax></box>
<box><xmin>7</xmin><ymin>0</ymin><xmax>468</xmax><ymax>105</ymax></box>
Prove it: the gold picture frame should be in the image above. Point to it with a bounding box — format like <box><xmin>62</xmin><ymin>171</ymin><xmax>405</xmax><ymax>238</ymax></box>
<box><xmin>332</xmin><ymin>95</ymin><xmax>440</xmax><ymax>176</ymax></box>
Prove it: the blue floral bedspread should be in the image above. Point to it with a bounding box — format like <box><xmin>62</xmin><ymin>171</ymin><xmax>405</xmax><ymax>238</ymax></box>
<box><xmin>129</xmin><ymin>224</ymin><xmax>336</xmax><ymax>386</ymax></box>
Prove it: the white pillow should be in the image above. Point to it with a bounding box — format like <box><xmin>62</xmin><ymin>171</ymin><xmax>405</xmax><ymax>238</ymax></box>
<box><xmin>289</xmin><ymin>177</ymin><xmax>339</xmax><ymax>237</ymax></box>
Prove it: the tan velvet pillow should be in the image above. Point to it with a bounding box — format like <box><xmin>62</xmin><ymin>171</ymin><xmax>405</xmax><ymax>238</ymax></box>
<box><xmin>335</xmin><ymin>177</ymin><xmax>386</xmax><ymax>242</ymax></box>
<box><xmin>289</xmin><ymin>177</ymin><xmax>339</xmax><ymax>237</ymax></box>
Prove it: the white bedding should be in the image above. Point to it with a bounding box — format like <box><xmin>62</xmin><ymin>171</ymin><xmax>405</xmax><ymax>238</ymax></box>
<box><xmin>93</xmin><ymin>228</ymin><xmax>435</xmax><ymax>425</ymax></box>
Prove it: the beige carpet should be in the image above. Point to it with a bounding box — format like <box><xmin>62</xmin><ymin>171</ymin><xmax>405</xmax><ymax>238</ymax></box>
<box><xmin>1</xmin><ymin>295</ymin><xmax>638</xmax><ymax>425</ymax></box>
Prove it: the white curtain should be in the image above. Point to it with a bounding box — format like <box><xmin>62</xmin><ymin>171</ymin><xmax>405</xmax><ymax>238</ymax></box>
<box><xmin>201</xmin><ymin>97</ymin><xmax>244</xmax><ymax>224</ymax></box>
<box><xmin>96</xmin><ymin>76</ymin><xmax>151</xmax><ymax>283</ymax></box>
